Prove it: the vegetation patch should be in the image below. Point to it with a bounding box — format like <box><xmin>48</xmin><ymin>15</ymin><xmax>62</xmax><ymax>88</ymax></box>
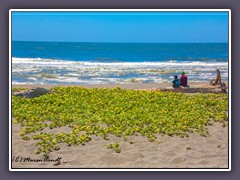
<box><xmin>12</xmin><ymin>87</ymin><xmax>28</xmax><ymax>93</ymax></box>
<box><xmin>12</xmin><ymin>86</ymin><xmax>228</xmax><ymax>156</ymax></box>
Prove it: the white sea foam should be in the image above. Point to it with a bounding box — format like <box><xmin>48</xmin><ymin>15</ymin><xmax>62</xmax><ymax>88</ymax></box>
<box><xmin>11</xmin><ymin>57</ymin><xmax>229</xmax><ymax>84</ymax></box>
<box><xmin>12</xmin><ymin>57</ymin><xmax>227</xmax><ymax>67</ymax></box>
<box><xmin>28</xmin><ymin>77</ymin><xmax>37</xmax><ymax>81</ymax></box>
<box><xmin>12</xmin><ymin>81</ymin><xmax>32</xmax><ymax>85</ymax></box>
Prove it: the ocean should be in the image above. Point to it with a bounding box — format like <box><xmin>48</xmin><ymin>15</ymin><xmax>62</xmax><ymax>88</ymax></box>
<box><xmin>12</xmin><ymin>41</ymin><xmax>228</xmax><ymax>85</ymax></box>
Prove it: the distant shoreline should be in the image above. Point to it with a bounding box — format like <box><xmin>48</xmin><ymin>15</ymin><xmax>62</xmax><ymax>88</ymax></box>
<box><xmin>12</xmin><ymin>82</ymin><xmax>212</xmax><ymax>90</ymax></box>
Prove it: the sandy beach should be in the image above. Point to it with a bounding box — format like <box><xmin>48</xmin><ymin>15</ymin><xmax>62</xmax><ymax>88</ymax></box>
<box><xmin>11</xmin><ymin>82</ymin><xmax>229</xmax><ymax>169</ymax></box>
<box><xmin>12</xmin><ymin>82</ymin><xmax>228</xmax><ymax>90</ymax></box>
<box><xmin>12</xmin><ymin>82</ymin><xmax>176</xmax><ymax>90</ymax></box>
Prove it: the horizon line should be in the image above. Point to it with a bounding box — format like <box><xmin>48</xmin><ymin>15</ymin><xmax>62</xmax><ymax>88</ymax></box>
<box><xmin>12</xmin><ymin>40</ymin><xmax>228</xmax><ymax>44</ymax></box>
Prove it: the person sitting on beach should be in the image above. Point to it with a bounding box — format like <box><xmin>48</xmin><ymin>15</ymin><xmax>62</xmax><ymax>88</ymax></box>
<box><xmin>172</xmin><ymin>75</ymin><xmax>180</xmax><ymax>88</ymax></box>
<box><xmin>210</xmin><ymin>69</ymin><xmax>228</xmax><ymax>93</ymax></box>
<box><xmin>180</xmin><ymin>71</ymin><xmax>188</xmax><ymax>87</ymax></box>
<box><xmin>210</xmin><ymin>69</ymin><xmax>221</xmax><ymax>86</ymax></box>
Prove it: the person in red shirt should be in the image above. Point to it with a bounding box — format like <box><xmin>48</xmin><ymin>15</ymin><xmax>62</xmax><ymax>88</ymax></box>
<box><xmin>180</xmin><ymin>71</ymin><xmax>188</xmax><ymax>87</ymax></box>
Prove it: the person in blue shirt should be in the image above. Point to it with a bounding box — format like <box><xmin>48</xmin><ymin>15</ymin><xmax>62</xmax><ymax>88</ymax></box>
<box><xmin>172</xmin><ymin>75</ymin><xmax>180</xmax><ymax>88</ymax></box>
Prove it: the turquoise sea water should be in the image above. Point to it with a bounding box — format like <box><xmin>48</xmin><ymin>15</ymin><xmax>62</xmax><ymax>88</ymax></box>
<box><xmin>12</xmin><ymin>41</ymin><xmax>228</xmax><ymax>84</ymax></box>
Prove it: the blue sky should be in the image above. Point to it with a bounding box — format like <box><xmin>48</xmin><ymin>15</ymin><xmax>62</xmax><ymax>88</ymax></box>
<box><xmin>12</xmin><ymin>11</ymin><xmax>229</xmax><ymax>43</ymax></box>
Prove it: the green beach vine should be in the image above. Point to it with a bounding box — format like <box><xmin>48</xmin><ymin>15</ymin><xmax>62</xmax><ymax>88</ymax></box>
<box><xmin>12</xmin><ymin>86</ymin><xmax>228</xmax><ymax>157</ymax></box>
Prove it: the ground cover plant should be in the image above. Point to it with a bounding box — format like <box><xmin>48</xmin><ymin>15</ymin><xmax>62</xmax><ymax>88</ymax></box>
<box><xmin>12</xmin><ymin>86</ymin><xmax>228</xmax><ymax>157</ymax></box>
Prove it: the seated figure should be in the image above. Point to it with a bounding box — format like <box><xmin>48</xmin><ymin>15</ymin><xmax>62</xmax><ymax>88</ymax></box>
<box><xmin>180</xmin><ymin>71</ymin><xmax>188</xmax><ymax>87</ymax></box>
<box><xmin>210</xmin><ymin>69</ymin><xmax>222</xmax><ymax>86</ymax></box>
<box><xmin>172</xmin><ymin>75</ymin><xmax>180</xmax><ymax>88</ymax></box>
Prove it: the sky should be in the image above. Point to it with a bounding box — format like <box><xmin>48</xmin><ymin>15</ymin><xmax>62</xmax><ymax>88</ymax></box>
<box><xmin>11</xmin><ymin>11</ymin><xmax>229</xmax><ymax>43</ymax></box>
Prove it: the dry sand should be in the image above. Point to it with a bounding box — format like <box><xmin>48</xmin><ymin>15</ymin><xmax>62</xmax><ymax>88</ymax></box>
<box><xmin>11</xmin><ymin>83</ymin><xmax>229</xmax><ymax>169</ymax></box>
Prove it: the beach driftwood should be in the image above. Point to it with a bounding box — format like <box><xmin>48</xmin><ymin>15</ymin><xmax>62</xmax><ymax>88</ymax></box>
<box><xmin>159</xmin><ymin>87</ymin><xmax>225</xmax><ymax>94</ymax></box>
<box><xmin>155</xmin><ymin>83</ymin><xmax>227</xmax><ymax>94</ymax></box>
<box><xmin>13</xmin><ymin>87</ymin><xmax>52</xmax><ymax>98</ymax></box>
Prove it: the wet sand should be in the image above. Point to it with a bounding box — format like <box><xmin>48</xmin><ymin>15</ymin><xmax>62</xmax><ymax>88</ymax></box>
<box><xmin>12</xmin><ymin>82</ymin><xmax>208</xmax><ymax>90</ymax></box>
